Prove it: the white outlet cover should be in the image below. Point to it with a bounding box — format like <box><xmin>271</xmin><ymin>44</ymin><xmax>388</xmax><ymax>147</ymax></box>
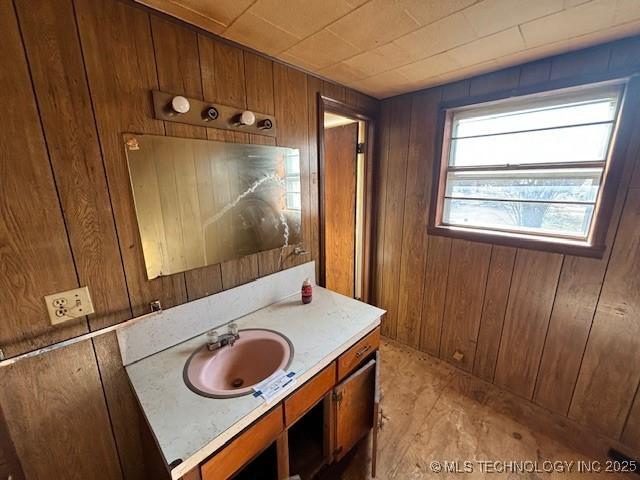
<box><xmin>44</xmin><ymin>286</ymin><xmax>95</xmax><ymax>326</ymax></box>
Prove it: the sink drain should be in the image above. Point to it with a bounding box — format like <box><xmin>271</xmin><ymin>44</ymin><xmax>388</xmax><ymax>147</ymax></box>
<box><xmin>232</xmin><ymin>378</ymin><xmax>244</xmax><ymax>388</ymax></box>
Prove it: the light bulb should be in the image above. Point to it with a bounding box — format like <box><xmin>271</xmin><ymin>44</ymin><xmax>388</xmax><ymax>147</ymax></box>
<box><xmin>238</xmin><ymin>110</ymin><xmax>256</xmax><ymax>126</ymax></box>
<box><xmin>170</xmin><ymin>95</ymin><xmax>190</xmax><ymax>114</ymax></box>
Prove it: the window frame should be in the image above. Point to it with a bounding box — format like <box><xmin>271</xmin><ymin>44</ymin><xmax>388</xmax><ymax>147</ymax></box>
<box><xmin>428</xmin><ymin>77</ymin><xmax>638</xmax><ymax>258</ymax></box>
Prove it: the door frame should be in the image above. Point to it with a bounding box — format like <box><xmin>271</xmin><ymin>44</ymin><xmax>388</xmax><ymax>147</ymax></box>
<box><xmin>317</xmin><ymin>94</ymin><xmax>377</xmax><ymax>303</ymax></box>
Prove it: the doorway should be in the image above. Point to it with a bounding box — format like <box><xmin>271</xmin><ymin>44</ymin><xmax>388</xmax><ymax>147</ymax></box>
<box><xmin>318</xmin><ymin>96</ymin><xmax>376</xmax><ymax>302</ymax></box>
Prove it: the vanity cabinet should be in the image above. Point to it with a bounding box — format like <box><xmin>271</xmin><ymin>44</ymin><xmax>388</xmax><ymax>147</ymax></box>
<box><xmin>189</xmin><ymin>326</ymin><xmax>381</xmax><ymax>480</ymax></box>
<box><xmin>337</xmin><ymin>327</ymin><xmax>380</xmax><ymax>380</ymax></box>
<box><xmin>284</xmin><ymin>363</ymin><xmax>336</xmax><ymax>427</ymax></box>
<box><xmin>200</xmin><ymin>406</ymin><xmax>283</xmax><ymax>480</ymax></box>
<box><xmin>333</xmin><ymin>356</ymin><xmax>377</xmax><ymax>462</ymax></box>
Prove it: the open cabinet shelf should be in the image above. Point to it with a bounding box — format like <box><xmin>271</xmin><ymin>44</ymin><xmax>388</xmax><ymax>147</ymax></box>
<box><xmin>230</xmin><ymin>442</ymin><xmax>278</xmax><ymax>480</ymax></box>
<box><xmin>288</xmin><ymin>400</ymin><xmax>327</xmax><ymax>479</ymax></box>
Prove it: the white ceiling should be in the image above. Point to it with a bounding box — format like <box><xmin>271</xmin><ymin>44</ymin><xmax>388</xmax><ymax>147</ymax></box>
<box><xmin>138</xmin><ymin>0</ymin><xmax>640</xmax><ymax>98</ymax></box>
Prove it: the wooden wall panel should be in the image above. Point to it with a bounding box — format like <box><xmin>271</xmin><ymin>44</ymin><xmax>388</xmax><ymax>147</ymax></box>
<box><xmin>1</xmin><ymin>2</ymin><xmax>378</xmax><ymax>479</ymax></box>
<box><xmin>518</xmin><ymin>60</ymin><xmax>552</xmax><ymax>88</ymax></box>
<box><xmin>323</xmin><ymin>81</ymin><xmax>347</xmax><ymax>103</ymax></box>
<box><xmin>622</xmin><ymin>389</ymin><xmax>640</xmax><ymax>451</ymax></box>
<box><xmin>610</xmin><ymin>36</ymin><xmax>640</xmax><ymax>71</ymax></box>
<box><xmin>76</xmin><ymin>0</ymin><xmax>187</xmax><ymax>316</ymax></box>
<box><xmin>440</xmin><ymin>79</ymin><xmax>470</xmax><ymax>101</ymax></box>
<box><xmin>345</xmin><ymin>88</ymin><xmax>379</xmax><ymax>113</ymax></box>
<box><xmin>198</xmin><ymin>37</ymin><xmax>259</xmax><ymax>288</ymax></box>
<box><xmin>395</xmin><ymin>90</ymin><xmax>441</xmax><ymax>348</ymax></box>
<box><xmin>443</xmin><ymin>246</ymin><xmax>490</xmax><ymax>361</ymax></box>
<box><xmin>549</xmin><ymin>44</ymin><xmax>611</xmax><ymax>80</ymax></box>
<box><xmin>416</xmin><ymin>80</ymin><xmax>468</xmax><ymax>355</ymax></box>
<box><xmin>17</xmin><ymin>2</ymin><xmax>147</xmax><ymax>479</ymax></box>
<box><xmin>307</xmin><ymin>75</ymin><xmax>323</xmax><ymax>281</ymax></box>
<box><xmin>373</xmin><ymin>101</ymin><xmax>391</xmax><ymax>333</ymax></box>
<box><xmin>469</xmin><ymin>67</ymin><xmax>520</xmax><ymax>97</ymax></box>
<box><xmin>472</xmin><ymin>246</ymin><xmax>516</xmax><ymax>382</ymax></box>
<box><xmin>245</xmin><ymin>52</ymin><xmax>282</xmax><ymax>276</ymax></box>
<box><xmin>494</xmin><ymin>250</ymin><xmax>563</xmax><ymax>398</ymax></box>
<box><xmin>533</xmin><ymin>49</ymin><xmax>640</xmax><ymax>419</ymax></box>
<box><xmin>418</xmin><ymin>236</ymin><xmax>451</xmax><ymax>355</ymax></box>
<box><xmin>244</xmin><ymin>52</ymin><xmax>275</xmax><ymax>117</ymax></box>
<box><xmin>633</xmin><ymin>150</ymin><xmax>640</xmax><ymax>189</ymax></box>
<box><xmin>15</xmin><ymin>0</ymin><xmax>131</xmax><ymax>333</ymax></box>
<box><xmin>92</xmin><ymin>333</ymin><xmax>148</xmax><ymax>480</ymax></box>
<box><xmin>377</xmin><ymin>95</ymin><xmax>412</xmax><ymax>339</ymax></box>
<box><xmin>0</xmin><ymin>405</ymin><xmax>23</xmax><ymax>480</ymax></box>
<box><xmin>569</xmin><ymin>188</ymin><xmax>640</xmax><ymax>438</ymax></box>
<box><xmin>439</xmin><ymin>240</ymin><xmax>491</xmax><ymax>372</ymax></box>
<box><xmin>532</xmin><ymin>254</ymin><xmax>611</xmax><ymax>414</ymax></box>
<box><xmin>533</xmin><ymin>110</ymin><xmax>640</xmax><ymax>415</ymax></box>
<box><xmin>274</xmin><ymin>63</ymin><xmax>312</xmax><ymax>272</ymax></box>
<box><xmin>150</xmin><ymin>16</ymin><xmax>225</xmax><ymax>301</ymax></box>
<box><xmin>0</xmin><ymin>0</ymin><xmax>83</xmax><ymax>357</ymax></box>
<box><xmin>5</xmin><ymin>0</ymin><xmax>640</xmax><ymax>476</ymax></box>
<box><xmin>0</xmin><ymin>342</ymin><xmax>122</xmax><ymax>480</ymax></box>
<box><xmin>374</xmin><ymin>36</ymin><xmax>640</xmax><ymax>453</ymax></box>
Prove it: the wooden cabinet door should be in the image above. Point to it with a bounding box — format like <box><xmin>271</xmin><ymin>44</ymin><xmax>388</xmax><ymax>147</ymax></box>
<box><xmin>333</xmin><ymin>357</ymin><xmax>376</xmax><ymax>462</ymax></box>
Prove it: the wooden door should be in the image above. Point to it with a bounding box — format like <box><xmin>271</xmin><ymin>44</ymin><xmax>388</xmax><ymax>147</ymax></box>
<box><xmin>333</xmin><ymin>358</ymin><xmax>376</xmax><ymax>461</ymax></box>
<box><xmin>324</xmin><ymin>123</ymin><xmax>358</xmax><ymax>297</ymax></box>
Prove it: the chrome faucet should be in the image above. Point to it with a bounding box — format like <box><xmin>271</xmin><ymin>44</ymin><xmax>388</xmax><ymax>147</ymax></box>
<box><xmin>206</xmin><ymin>323</ymin><xmax>240</xmax><ymax>351</ymax></box>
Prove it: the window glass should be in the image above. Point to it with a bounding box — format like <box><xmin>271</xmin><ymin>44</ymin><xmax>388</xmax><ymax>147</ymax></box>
<box><xmin>444</xmin><ymin>169</ymin><xmax>602</xmax><ymax>203</ymax></box>
<box><xmin>437</xmin><ymin>82</ymin><xmax>624</xmax><ymax>242</ymax></box>
<box><xmin>450</xmin><ymin>123</ymin><xmax>613</xmax><ymax>167</ymax></box>
<box><xmin>443</xmin><ymin>199</ymin><xmax>595</xmax><ymax>238</ymax></box>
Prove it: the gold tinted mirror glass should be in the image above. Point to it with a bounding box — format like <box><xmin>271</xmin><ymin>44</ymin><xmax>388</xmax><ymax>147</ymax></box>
<box><xmin>124</xmin><ymin>134</ymin><xmax>302</xmax><ymax>279</ymax></box>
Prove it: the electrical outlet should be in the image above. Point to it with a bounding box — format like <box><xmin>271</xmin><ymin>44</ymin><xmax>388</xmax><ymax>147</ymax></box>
<box><xmin>44</xmin><ymin>286</ymin><xmax>95</xmax><ymax>325</ymax></box>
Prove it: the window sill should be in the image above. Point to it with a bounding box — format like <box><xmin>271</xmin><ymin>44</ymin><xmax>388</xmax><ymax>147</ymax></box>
<box><xmin>427</xmin><ymin>225</ymin><xmax>605</xmax><ymax>258</ymax></box>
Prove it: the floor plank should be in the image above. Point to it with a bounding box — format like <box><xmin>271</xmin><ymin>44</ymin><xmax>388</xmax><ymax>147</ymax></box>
<box><xmin>330</xmin><ymin>339</ymin><xmax>633</xmax><ymax>479</ymax></box>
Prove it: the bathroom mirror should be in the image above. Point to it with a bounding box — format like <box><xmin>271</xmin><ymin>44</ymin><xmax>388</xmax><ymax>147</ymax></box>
<box><xmin>124</xmin><ymin>134</ymin><xmax>302</xmax><ymax>280</ymax></box>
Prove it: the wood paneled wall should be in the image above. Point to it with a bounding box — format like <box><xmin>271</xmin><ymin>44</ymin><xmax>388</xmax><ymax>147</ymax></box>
<box><xmin>373</xmin><ymin>36</ymin><xmax>640</xmax><ymax>454</ymax></box>
<box><xmin>0</xmin><ymin>0</ymin><xmax>376</xmax><ymax>478</ymax></box>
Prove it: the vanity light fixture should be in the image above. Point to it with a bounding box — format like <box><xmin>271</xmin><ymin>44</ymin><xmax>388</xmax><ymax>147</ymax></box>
<box><xmin>170</xmin><ymin>95</ymin><xmax>191</xmax><ymax>114</ymax></box>
<box><xmin>152</xmin><ymin>90</ymin><xmax>277</xmax><ymax>137</ymax></box>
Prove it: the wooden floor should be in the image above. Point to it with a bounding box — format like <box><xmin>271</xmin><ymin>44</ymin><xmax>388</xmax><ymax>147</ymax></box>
<box><xmin>331</xmin><ymin>339</ymin><xmax>631</xmax><ymax>479</ymax></box>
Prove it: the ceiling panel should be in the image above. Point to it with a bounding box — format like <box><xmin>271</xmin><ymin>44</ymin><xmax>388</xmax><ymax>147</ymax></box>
<box><xmin>400</xmin><ymin>0</ymin><xmax>478</xmax><ymax>25</ymax></box>
<box><xmin>136</xmin><ymin>0</ymin><xmax>640</xmax><ymax>98</ymax></box>
<box><xmin>392</xmin><ymin>12</ymin><xmax>478</xmax><ymax>59</ymax></box>
<box><xmin>281</xmin><ymin>29</ymin><xmax>362</xmax><ymax>69</ymax></box>
<box><xmin>223</xmin><ymin>12</ymin><xmax>299</xmax><ymax>55</ymax></box>
<box><xmin>325</xmin><ymin>0</ymin><xmax>421</xmax><ymax>50</ymax></box>
<box><xmin>248</xmin><ymin>0</ymin><xmax>353</xmax><ymax>38</ymax></box>
<box><xmin>462</xmin><ymin>0</ymin><xmax>564</xmax><ymax>37</ymax></box>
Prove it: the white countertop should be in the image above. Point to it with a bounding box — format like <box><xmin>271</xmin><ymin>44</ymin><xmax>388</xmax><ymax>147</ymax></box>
<box><xmin>125</xmin><ymin>286</ymin><xmax>385</xmax><ymax>479</ymax></box>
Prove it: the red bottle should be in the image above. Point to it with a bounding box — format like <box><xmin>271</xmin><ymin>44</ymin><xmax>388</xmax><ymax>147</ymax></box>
<box><xmin>301</xmin><ymin>278</ymin><xmax>313</xmax><ymax>304</ymax></box>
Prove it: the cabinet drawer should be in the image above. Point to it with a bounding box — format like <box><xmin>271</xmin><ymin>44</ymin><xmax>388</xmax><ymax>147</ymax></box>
<box><xmin>337</xmin><ymin>327</ymin><xmax>380</xmax><ymax>381</ymax></box>
<box><xmin>284</xmin><ymin>362</ymin><xmax>336</xmax><ymax>426</ymax></box>
<box><xmin>201</xmin><ymin>405</ymin><xmax>283</xmax><ymax>480</ymax></box>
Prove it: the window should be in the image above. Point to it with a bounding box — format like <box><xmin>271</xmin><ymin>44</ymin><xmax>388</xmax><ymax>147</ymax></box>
<box><xmin>284</xmin><ymin>152</ymin><xmax>301</xmax><ymax>211</ymax></box>
<box><xmin>430</xmin><ymin>81</ymin><xmax>628</xmax><ymax>256</ymax></box>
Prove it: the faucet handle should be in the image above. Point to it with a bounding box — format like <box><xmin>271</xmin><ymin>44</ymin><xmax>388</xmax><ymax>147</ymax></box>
<box><xmin>207</xmin><ymin>330</ymin><xmax>219</xmax><ymax>343</ymax></box>
<box><xmin>228</xmin><ymin>323</ymin><xmax>238</xmax><ymax>336</ymax></box>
